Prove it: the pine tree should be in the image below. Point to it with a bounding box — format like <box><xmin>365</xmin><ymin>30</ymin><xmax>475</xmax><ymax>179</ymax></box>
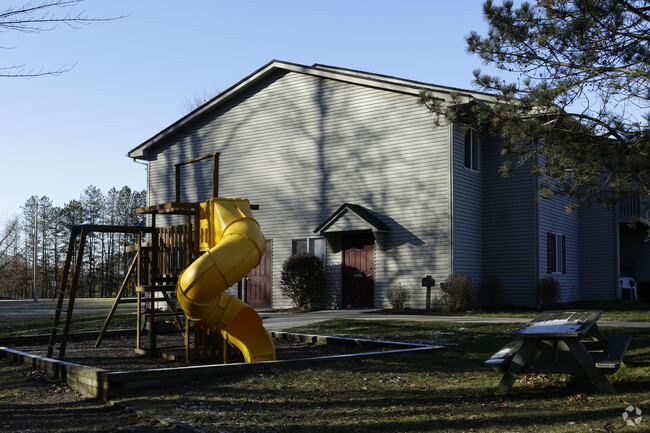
<box><xmin>421</xmin><ymin>0</ymin><xmax>649</xmax><ymax>211</ymax></box>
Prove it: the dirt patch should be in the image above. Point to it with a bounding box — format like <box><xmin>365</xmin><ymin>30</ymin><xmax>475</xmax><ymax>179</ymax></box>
<box><xmin>0</xmin><ymin>361</ymin><xmax>182</xmax><ymax>432</ymax></box>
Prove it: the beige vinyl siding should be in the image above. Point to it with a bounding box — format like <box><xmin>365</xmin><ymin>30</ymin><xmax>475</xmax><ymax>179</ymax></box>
<box><xmin>481</xmin><ymin>137</ymin><xmax>538</xmax><ymax>306</ymax></box>
<box><xmin>322</xmin><ymin>240</ymin><xmax>342</xmax><ymax>308</ymax></box>
<box><xmin>146</xmin><ymin>70</ymin><xmax>450</xmax><ymax>309</ymax></box>
<box><xmin>579</xmin><ymin>205</ymin><xmax>618</xmax><ymax>299</ymax></box>
<box><xmin>452</xmin><ymin>125</ymin><xmax>483</xmax><ymax>293</ymax></box>
<box><xmin>537</xmin><ymin>193</ymin><xmax>580</xmax><ymax>302</ymax></box>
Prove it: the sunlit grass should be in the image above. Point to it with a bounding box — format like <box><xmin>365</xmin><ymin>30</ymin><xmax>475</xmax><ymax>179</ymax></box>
<box><xmin>116</xmin><ymin>319</ymin><xmax>650</xmax><ymax>432</ymax></box>
<box><xmin>1</xmin><ymin>302</ymin><xmax>647</xmax><ymax>432</ymax></box>
<box><xmin>417</xmin><ymin>300</ymin><xmax>650</xmax><ymax>322</ymax></box>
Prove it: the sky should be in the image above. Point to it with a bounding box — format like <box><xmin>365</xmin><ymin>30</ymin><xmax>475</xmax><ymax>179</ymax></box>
<box><xmin>0</xmin><ymin>0</ymin><xmax>500</xmax><ymax>220</ymax></box>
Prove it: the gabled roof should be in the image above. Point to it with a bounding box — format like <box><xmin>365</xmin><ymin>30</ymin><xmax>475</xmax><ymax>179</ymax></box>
<box><xmin>314</xmin><ymin>203</ymin><xmax>391</xmax><ymax>251</ymax></box>
<box><xmin>314</xmin><ymin>203</ymin><xmax>390</xmax><ymax>234</ymax></box>
<box><xmin>127</xmin><ymin>60</ymin><xmax>496</xmax><ymax>160</ymax></box>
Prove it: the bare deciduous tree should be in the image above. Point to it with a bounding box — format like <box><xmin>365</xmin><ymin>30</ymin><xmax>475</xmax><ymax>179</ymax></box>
<box><xmin>1</xmin><ymin>0</ymin><xmax>124</xmax><ymax>77</ymax></box>
<box><xmin>0</xmin><ymin>217</ymin><xmax>20</xmax><ymax>271</ymax></box>
<box><xmin>179</xmin><ymin>88</ymin><xmax>221</xmax><ymax>115</ymax></box>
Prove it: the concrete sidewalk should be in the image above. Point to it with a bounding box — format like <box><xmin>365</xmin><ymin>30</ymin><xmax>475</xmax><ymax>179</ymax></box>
<box><xmin>259</xmin><ymin>309</ymin><xmax>650</xmax><ymax>332</ymax></box>
<box><xmin>1</xmin><ymin>299</ymin><xmax>647</xmax><ymax>331</ymax></box>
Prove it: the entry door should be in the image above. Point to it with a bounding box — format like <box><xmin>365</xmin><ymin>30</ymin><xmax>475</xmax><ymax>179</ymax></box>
<box><xmin>246</xmin><ymin>239</ymin><xmax>272</xmax><ymax>308</ymax></box>
<box><xmin>342</xmin><ymin>233</ymin><xmax>375</xmax><ymax>308</ymax></box>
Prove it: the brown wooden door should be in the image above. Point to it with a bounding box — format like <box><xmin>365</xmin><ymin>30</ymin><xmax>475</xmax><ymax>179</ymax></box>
<box><xmin>246</xmin><ymin>239</ymin><xmax>272</xmax><ymax>308</ymax></box>
<box><xmin>342</xmin><ymin>233</ymin><xmax>375</xmax><ymax>308</ymax></box>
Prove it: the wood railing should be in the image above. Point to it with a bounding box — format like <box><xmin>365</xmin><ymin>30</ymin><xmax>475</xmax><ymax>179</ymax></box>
<box><xmin>156</xmin><ymin>225</ymin><xmax>192</xmax><ymax>277</ymax></box>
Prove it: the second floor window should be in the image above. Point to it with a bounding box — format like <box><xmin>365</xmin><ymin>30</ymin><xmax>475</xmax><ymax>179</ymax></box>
<box><xmin>464</xmin><ymin>128</ymin><xmax>479</xmax><ymax>171</ymax></box>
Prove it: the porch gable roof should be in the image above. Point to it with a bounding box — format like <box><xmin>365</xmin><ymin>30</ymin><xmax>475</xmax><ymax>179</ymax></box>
<box><xmin>314</xmin><ymin>203</ymin><xmax>389</xmax><ymax>235</ymax></box>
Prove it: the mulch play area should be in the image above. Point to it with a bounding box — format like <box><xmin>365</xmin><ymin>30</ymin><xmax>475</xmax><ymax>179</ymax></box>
<box><xmin>5</xmin><ymin>332</ymin><xmax>398</xmax><ymax>371</ymax></box>
<box><xmin>0</xmin><ymin>330</ymin><xmax>440</xmax><ymax>399</ymax></box>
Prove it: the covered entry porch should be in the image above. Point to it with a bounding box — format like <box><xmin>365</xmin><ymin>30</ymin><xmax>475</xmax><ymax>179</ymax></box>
<box><xmin>315</xmin><ymin>203</ymin><xmax>390</xmax><ymax>309</ymax></box>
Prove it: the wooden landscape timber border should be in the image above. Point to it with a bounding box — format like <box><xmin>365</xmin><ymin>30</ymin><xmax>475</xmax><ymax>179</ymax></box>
<box><xmin>0</xmin><ymin>331</ymin><xmax>442</xmax><ymax>401</ymax></box>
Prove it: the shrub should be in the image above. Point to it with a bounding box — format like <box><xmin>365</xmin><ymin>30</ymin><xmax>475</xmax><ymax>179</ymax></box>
<box><xmin>439</xmin><ymin>272</ymin><xmax>473</xmax><ymax>313</ymax></box>
<box><xmin>479</xmin><ymin>277</ymin><xmax>502</xmax><ymax>310</ymax></box>
<box><xmin>385</xmin><ymin>283</ymin><xmax>411</xmax><ymax>311</ymax></box>
<box><xmin>280</xmin><ymin>252</ymin><xmax>325</xmax><ymax>309</ymax></box>
<box><xmin>537</xmin><ymin>277</ymin><xmax>561</xmax><ymax>308</ymax></box>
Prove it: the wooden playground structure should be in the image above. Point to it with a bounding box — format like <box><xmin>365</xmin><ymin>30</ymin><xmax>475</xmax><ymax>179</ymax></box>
<box><xmin>47</xmin><ymin>153</ymin><xmax>249</xmax><ymax>364</ymax></box>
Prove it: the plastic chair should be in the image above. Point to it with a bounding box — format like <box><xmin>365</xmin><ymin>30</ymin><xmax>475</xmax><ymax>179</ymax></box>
<box><xmin>619</xmin><ymin>277</ymin><xmax>638</xmax><ymax>301</ymax></box>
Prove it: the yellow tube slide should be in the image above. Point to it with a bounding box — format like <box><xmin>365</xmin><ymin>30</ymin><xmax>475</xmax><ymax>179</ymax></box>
<box><xmin>176</xmin><ymin>198</ymin><xmax>275</xmax><ymax>362</ymax></box>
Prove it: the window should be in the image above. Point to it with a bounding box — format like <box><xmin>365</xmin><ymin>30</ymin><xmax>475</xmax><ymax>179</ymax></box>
<box><xmin>292</xmin><ymin>239</ymin><xmax>308</xmax><ymax>254</ymax></box>
<box><xmin>464</xmin><ymin>128</ymin><xmax>479</xmax><ymax>171</ymax></box>
<box><xmin>291</xmin><ymin>237</ymin><xmax>326</xmax><ymax>265</ymax></box>
<box><xmin>547</xmin><ymin>232</ymin><xmax>566</xmax><ymax>274</ymax></box>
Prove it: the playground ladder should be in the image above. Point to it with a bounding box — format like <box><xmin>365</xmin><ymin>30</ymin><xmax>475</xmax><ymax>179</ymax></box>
<box><xmin>47</xmin><ymin>225</ymin><xmax>87</xmax><ymax>360</ymax></box>
<box><xmin>134</xmin><ymin>276</ymin><xmax>187</xmax><ymax>356</ymax></box>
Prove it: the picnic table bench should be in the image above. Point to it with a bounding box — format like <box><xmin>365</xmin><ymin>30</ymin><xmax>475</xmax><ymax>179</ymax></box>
<box><xmin>485</xmin><ymin>310</ymin><xmax>631</xmax><ymax>394</ymax></box>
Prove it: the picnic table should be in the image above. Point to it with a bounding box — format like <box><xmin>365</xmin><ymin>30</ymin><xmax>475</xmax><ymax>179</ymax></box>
<box><xmin>485</xmin><ymin>310</ymin><xmax>631</xmax><ymax>394</ymax></box>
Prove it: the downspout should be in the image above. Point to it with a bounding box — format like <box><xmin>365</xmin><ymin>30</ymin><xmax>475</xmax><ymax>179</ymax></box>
<box><xmin>615</xmin><ymin>205</ymin><xmax>621</xmax><ymax>299</ymax></box>
<box><xmin>132</xmin><ymin>158</ymin><xmax>149</xmax><ymax>203</ymax></box>
<box><xmin>132</xmin><ymin>158</ymin><xmax>150</xmax><ymax>230</ymax></box>
<box><xmin>448</xmin><ymin>123</ymin><xmax>454</xmax><ymax>276</ymax></box>
<box><xmin>532</xmin><ymin>154</ymin><xmax>540</xmax><ymax>305</ymax></box>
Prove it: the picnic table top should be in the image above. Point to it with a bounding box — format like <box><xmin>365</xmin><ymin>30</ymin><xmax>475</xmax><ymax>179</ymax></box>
<box><xmin>515</xmin><ymin>310</ymin><xmax>602</xmax><ymax>338</ymax></box>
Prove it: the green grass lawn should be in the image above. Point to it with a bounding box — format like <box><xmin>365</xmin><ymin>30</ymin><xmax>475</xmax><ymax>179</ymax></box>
<box><xmin>115</xmin><ymin>319</ymin><xmax>649</xmax><ymax>433</ymax></box>
<box><xmin>1</xmin><ymin>303</ymin><xmax>648</xmax><ymax>432</ymax></box>
<box><xmin>436</xmin><ymin>300</ymin><xmax>650</xmax><ymax>322</ymax></box>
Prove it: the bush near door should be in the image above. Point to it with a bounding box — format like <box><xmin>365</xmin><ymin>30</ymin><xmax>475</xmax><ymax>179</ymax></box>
<box><xmin>280</xmin><ymin>252</ymin><xmax>325</xmax><ymax>309</ymax></box>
